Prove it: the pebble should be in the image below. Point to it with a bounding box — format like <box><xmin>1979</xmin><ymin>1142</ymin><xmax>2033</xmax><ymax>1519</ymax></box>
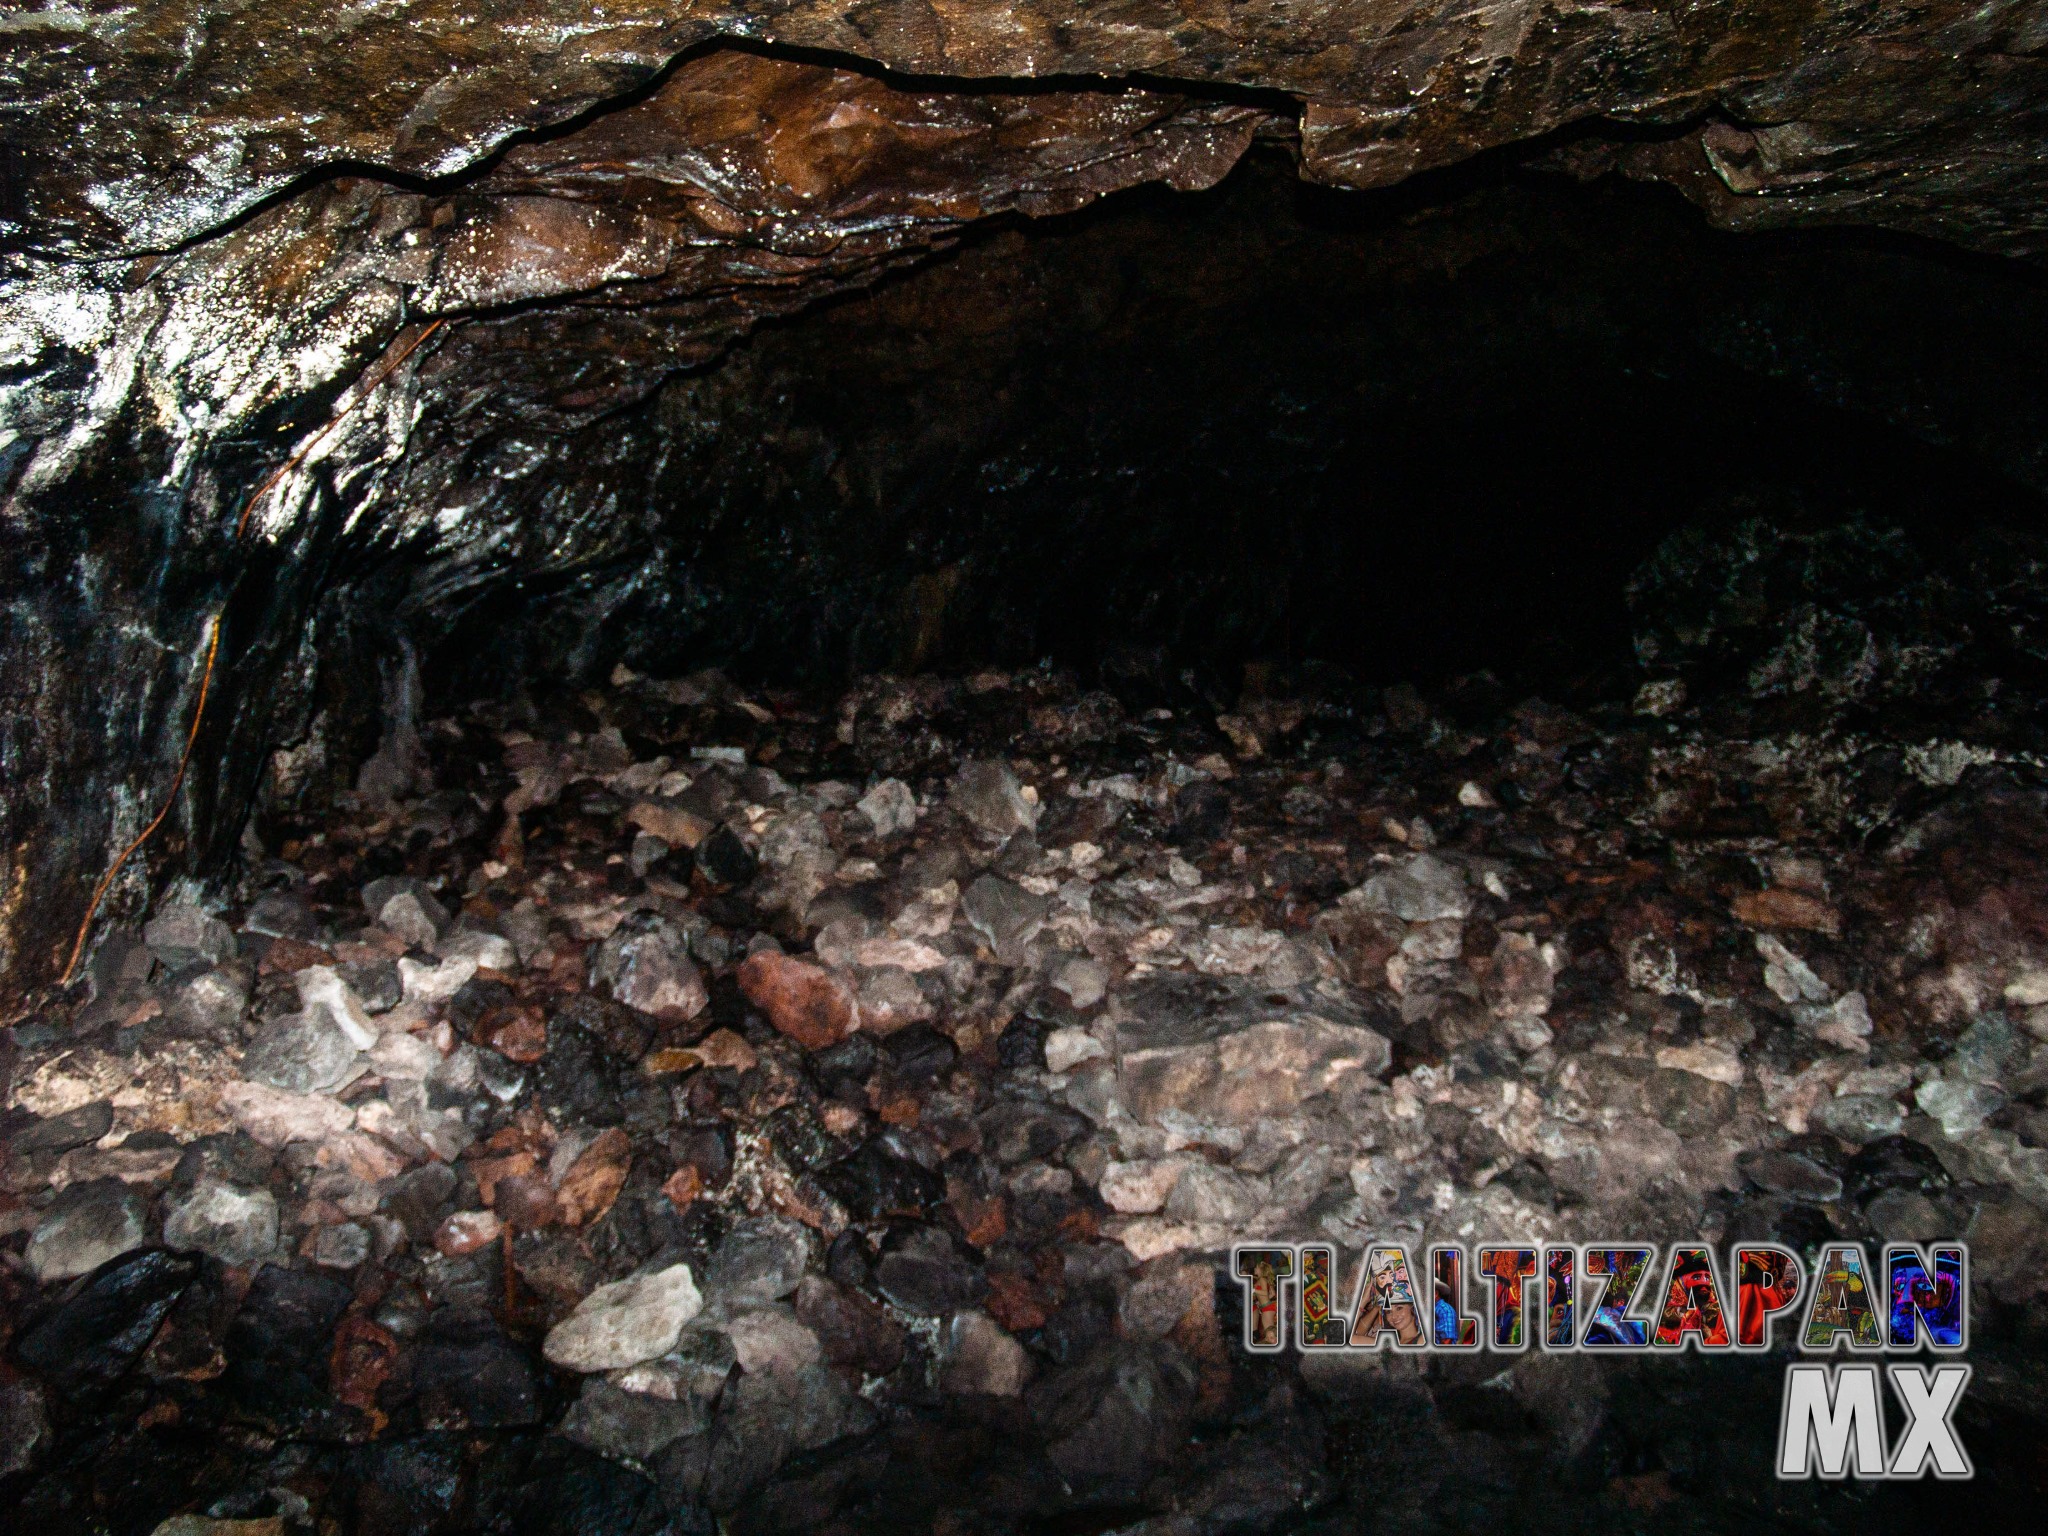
<box><xmin>856</xmin><ymin>777</ymin><xmax>919</xmax><ymax>836</ymax></box>
<box><xmin>950</xmin><ymin>759</ymin><xmax>1039</xmax><ymax>839</ymax></box>
<box><xmin>544</xmin><ymin>1263</ymin><xmax>706</xmax><ymax>1373</ymax></box>
<box><xmin>162</xmin><ymin>1179</ymin><xmax>279</xmax><ymax>1266</ymax></box>
<box><xmin>940</xmin><ymin>1311</ymin><xmax>1030</xmax><ymax>1396</ymax></box>
<box><xmin>25</xmin><ymin>1178</ymin><xmax>147</xmax><ymax>1282</ymax></box>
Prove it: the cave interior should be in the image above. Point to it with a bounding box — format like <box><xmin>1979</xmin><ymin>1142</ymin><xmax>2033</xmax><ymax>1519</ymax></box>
<box><xmin>6</xmin><ymin>19</ymin><xmax>2048</xmax><ymax>1535</ymax></box>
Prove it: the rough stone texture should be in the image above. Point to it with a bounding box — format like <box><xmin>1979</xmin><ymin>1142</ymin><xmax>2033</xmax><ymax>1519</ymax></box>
<box><xmin>25</xmin><ymin>1179</ymin><xmax>147</xmax><ymax>1282</ymax></box>
<box><xmin>162</xmin><ymin>1179</ymin><xmax>279</xmax><ymax>1267</ymax></box>
<box><xmin>737</xmin><ymin>951</ymin><xmax>859</xmax><ymax>1050</ymax></box>
<box><xmin>543</xmin><ymin>1262</ymin><xmax>706</xmax><ymax>1373</ymax></box>
<box><xmin>5</xmin><ymin>15</ymin><xmax>2048</xmax><ymax>1000</ymax></box>
<box><xmin>7</xmin><ymin>2</ymin><xmax>2046</xmax><ymax>260</ymax></box>
<box><xmin>1108</xmin><ymin>976</ymin><xmax>1390</xmax><ymax>1128</ymax></box>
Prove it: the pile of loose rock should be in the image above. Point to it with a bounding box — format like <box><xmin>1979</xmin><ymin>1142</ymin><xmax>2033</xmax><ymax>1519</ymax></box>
<box><xmin>6</xmin><ymin>634</ymin><xmax>2048</xmax><ymax>1530</ymax></box>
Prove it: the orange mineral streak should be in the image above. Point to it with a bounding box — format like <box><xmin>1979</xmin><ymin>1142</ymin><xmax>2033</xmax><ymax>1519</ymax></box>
<box><xmin>59</xmin><ymin>317</ymin><xmax>449</xmax><ymax>987</ymax></box>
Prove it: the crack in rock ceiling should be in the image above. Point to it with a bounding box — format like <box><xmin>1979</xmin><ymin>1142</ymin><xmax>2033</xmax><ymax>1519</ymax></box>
<box><xmin>2</xmin><ymin>11</ymin><xmax>2048</xmax><ymax>999</ymax></box>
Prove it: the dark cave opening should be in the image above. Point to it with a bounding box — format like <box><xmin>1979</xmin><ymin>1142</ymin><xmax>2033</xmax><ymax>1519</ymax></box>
<box><xmin>15</xmin><ymin>74</ymin><xmax>2048</xmax><ymax>1535</ymax></box>
<box><xmin>424</xmin><ymin>149</ymin><xmax>2048</xmax><ymax>718</ymax></box>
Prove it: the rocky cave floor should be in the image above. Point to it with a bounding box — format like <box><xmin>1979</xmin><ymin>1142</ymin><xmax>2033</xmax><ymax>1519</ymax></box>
<box><xmin>9</xmin><ymin>533</ymin><xmax>2048</xmax><ymax>1532</ymax></box>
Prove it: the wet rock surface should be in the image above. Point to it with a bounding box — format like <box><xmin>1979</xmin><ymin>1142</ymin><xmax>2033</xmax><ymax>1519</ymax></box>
<box><xmin>9</xmin><ymin>560</ymin><xmax>2048</xmax><ymax>1529</ymax></box>
<box><xmin>8</xmin><ymin>17</ymin><xmax>2048</xmax><ymax>1009</ymax></box>
<box><xmin>6</xmin><ymin>1</ymin><xmax>2046</xmax><ymax>260</ymax></box>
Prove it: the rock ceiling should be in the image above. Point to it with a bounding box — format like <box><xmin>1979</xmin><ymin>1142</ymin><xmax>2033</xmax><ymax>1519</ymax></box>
<box><xmin>2</xmin><ymin>4</ymin><xmax>2047</xmax><ymax>997</ymax></box>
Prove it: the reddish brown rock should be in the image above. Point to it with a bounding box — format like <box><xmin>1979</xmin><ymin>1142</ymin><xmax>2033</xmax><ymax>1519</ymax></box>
<box><xmin>737</xmin><ymin>951</ymin><xmax>859</xmax><ymax>1051</ymax></box>
<box><xmin>661</xmin><ymin>1165</ymin><xmax>704</xmax><ymax>1212</ymax></box>
<box><xmin>1732</xmin><ymin>888</ymin><xmax>1841</xmax><ymax>935</ymax></box>
<box><xmin>435</xmin><ymin>1209</ymin><xmax>503</xmax><ymax>1257</ymax></box>
<box><xmin>473</xmin><ymin>1001</ymin><xmax>549</xmax><ymax>1064</ymax></box>
<box><xmin>554</xmin><ymin>1128</ymin><xmax>632</xmax><ymax>1228</ymax></box>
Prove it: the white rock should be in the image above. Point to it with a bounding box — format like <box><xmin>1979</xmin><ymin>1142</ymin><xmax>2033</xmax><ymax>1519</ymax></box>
<box><xmin>398</xmin><ymin>953</ymin><xmax>478</xmax><ymax>1007</ymax></box>
<box><xmin>1099</xmin><ymin>1158</ymin><xmax>1187</xmax><ymax>1214</ymax></box>
<box><xmin>219</xmin><ymin>1081</ymin><xmax>356</xmax><ymax>1147</ymax></box>
<box><xmin>1654</xmin><ymin>1042</ymin><xmax>1746</xmax><ymax>1085</ymax></box>
<box><xmin>437</xmin><ymin>929</ymin><xmax>518</xmax><ymax>971</ymax></box>
<box><xmin>163</xmin><ymin>1180</ymin><xmax>278</xmax><ymax>1267</ymax></box>
<box><xmin>295</xmin><ymin>966</ymin><xmax>379</xmax><ymax>1049</ymax></box>
<box><xmin>1756</xmin><ymin>934</ymin><xmax>1830</xmax><ymax>1005</ymax></box>
<box><xmin>368</xmin><ymin>1031</ymin><xmax>444</xmax><ymax>1080</ymax></box>
<box><xmin>1051</xmin><ymin>956</ymin><xmax>1109</xmax><ymax>1011</ymax></box>
<box><xmin>1916</xmin><ymin>1077</ymin><xmax>2005</xmax><ymax>1139</ymax></box>
<box><xmin>1811</xmin><ymin>992</ymin><xmax>1873</xmax><ymax>1052</ymax></box>
<box><xmin>544</xmin><ymin>1264</ymin><xmax>705</xmax><ymax>1373</ymax></box>
<box><xmin>856</xmin><ymin>778</ymin><xmax>920</xmax><ymax>837</ymax></box>
<box><xmin>379</xmin><ymin>892</ymin><xmax>443</xmax><ymax>950</ymax></box>
<box><xmin>1045</xmin><ymin>1026</ymin><xmax>1109</xmax><ymax>1074</ymax></box>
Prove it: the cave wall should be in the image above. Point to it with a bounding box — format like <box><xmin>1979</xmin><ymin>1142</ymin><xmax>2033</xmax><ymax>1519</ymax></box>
<box><xmin>3</xmin><ymin>9</ymin><xmax>2048</xmax><ymax>1004</ymax></box>
<box><xmin>9</xmin><ymin>0</ymin><xmax>2048</xmax><ymax>257</ymax></box>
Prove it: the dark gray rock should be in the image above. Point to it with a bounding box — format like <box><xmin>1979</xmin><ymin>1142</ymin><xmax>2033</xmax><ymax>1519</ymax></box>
<box><xmin>25</xmin><ymin>1177</ymin><xmax>147</xmax><ymax>1282</ymax></box>
<box><xmin>241</xmin><ymin>1006</ymin><xmax>363</xmax><ymax>1093</ymax></box>
<box><xmin>961</xmin><ymin>874</ymin><xmax>1049</xmax><ymax>959</ymax></box>
<box><xmin>143</xmin><ymin>902</ymin><xmax>238</xmax><ymax>966</ymax></box>
<box><xmin>950</xmin><ymin>761</ymin><xmax>1039</xmax><ymax>840</ymax></box>
<box><xmin>561</xmin><ymin>1377</ymin><xmax>709</xmax><ymax>1465</ymax></box>
<box><xmin>875</xmin><ymin>1227</ymin><xmax>984</xmax><ymax>1316</ymax></box>
<box><xmin>704</xmin><ymin>1215</ymin><xmax>813</xmax><ymax>1309</ymax></box>
<box><xmin>1738</xmin><ymin>1148</ymin><xmax>1845</xmax><ymax>1202</ymax></box>
<box><xmin>12</xmin><ymin>1098</ymin><xmax>114</xmax><ymax>1156</ymax></box>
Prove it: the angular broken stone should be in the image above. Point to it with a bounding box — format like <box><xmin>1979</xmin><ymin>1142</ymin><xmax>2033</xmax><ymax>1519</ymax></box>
<box><xmin>1812</xmin><ymin>1093</ymin><xmax>1906</xmax><ymax>1144</ymax></box>
<box><xmin>543</xmin><ymin>1263</ymin><xmax>705</xmax><ymax>1373</ymax></box>
<box><xmin>560</xmin><ymin>1376</ymin><xmax>706</xmax><ymax>1465</ymax></box>
<box><xmin>162</xmin><ymin>1179</ymin><xmax>278</xmax><ymax>1267</ymax></box>
<box><xmin>736</xmin><ymin>951</ymin><xmax>857</xmax><ymax>1050</ymax></box>
<box><xmin>294</xmin><ymin>966</ymin><xmax>380</xmax><ymax>1049</ymax></box>
<box><xmin>1917</xmin><ymin>1076</ymin><xmax>2006</xmax><ymax>1138</ymax></box>
<box><xmin>939</xmin><ymin>1311</ymin><xmax>1030</xmax><ymax>1396</ymax></box>
<box><xmin>362</xmin><ymin>877</ymin><xmax>450</xmax><ymax>938</ymax></box>
<box><xmin>219</xmin><ymin>1081</ymin><xmax>356</xmax><ymax>1147</ymax></box>
<box><xmin>13</xmin><ymin>1099</ymin><xmax>115</xmax><ymax>1157</ymax></box>
<box><xmin>1354</xmin><ymin>853</ymin><xmax>1469</xmax><ymax>923</ymax></box>
<box><xmin>1108</xmin><ymin>976</ymin><xmax>1389</xmax><ymax>1127</ymax></box>
<box><xmin>718</xmin><ymin>1306</ymin><xmax>824</xmax><ymax>1374</ymax></box>
<box><xmin>589</xmin><ymin>915</ymin><xmax>708</xmax><ymax>1022</ymax></box>
<box><xmin>1736</xmin><ymin>1149</ymin><xmax>1843</xmax><ymax>1202</ymax></box>
<box><xmin>144</xmin><ymin>903</ymin><xmax>237</xmax><ymax>967</ymax></box>
<box><xmin>950</xmin><ymin>760</ymin><xmax>1039</xmax><ymax>839</ymax></box>
<box><xmin>856</xmin><ymin>778</ymin><xmax>919</xmax><ymax>837</ymax></box>
<box><xmin>961</xmin><ymin>873</ymin><xmax>1049</xmax><ymax>960</ymax></box>
<box><xmin>26</xmin><ymin>1178</ymin><xmax>147</xmax><ymax>1282</ymax></box>
<box><xmin>240</xmin><ymin>1008</ymin><xmax>364</xmax><ymax>1095</ymax></box>
<box><xmin>554</xmin><ymin>1126</ymin><xmax>633</xmax><ymax>1227</ymax></box>
<box><xmin>704</xmin><ymin>1215</ymin><xmax>814</xmax><ymax>1308</ymax></box>
<box><xmin>437</xmin><ymin>928</ymin><xmax>518</xmax><ymax>972</ymax></box>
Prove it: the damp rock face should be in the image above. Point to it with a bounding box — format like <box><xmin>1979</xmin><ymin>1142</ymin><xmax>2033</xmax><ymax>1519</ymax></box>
<box><xmin>5</xmin><ymin>10</ymin><xmax>2048</xmax><ymax>1525</ymax></box>
<box><xmin>6</xmin><ymin>0</ymin><xmax>2044</xmax><ymax>259</ymax></box>
<box><xmin>4</xmin><ymin>12</ymin><xmax>2048</xmax><ymax>1001</ymax></box>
